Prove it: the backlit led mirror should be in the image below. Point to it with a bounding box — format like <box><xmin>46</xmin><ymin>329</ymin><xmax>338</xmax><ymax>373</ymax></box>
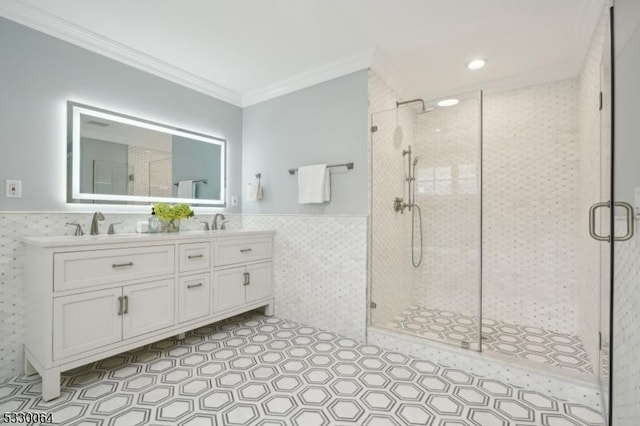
<box><xmin>67</xmin><ymin>101</ymin><xmax>226</xmax><ymax>206</ymax></box>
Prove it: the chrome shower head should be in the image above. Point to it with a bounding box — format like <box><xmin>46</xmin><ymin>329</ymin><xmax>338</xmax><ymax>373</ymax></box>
<box><xmin>413</xmin><ymin>157</ymin><xmax>419</xmax><ymax>166</ymax></box>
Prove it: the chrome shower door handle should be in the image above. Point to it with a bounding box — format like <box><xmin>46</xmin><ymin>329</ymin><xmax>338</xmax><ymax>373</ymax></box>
<box><xmin>589</xmin><ymin>201</ymin><xmax>611</xmax><ymax>242</ymax></box>
<box><xmin>614</xmin><ymin>201</ymin><xmax>635</xmax><ymax>241</ymax></box>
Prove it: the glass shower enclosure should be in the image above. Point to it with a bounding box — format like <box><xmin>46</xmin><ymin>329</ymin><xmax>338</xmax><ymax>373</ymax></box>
<box><xmin>369</xmin><ymin>91</ymin><xmax>483</xmax><ymax>351</ymax></box>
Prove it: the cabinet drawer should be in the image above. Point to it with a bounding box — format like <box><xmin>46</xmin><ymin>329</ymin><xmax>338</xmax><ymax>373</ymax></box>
<box><xmin>178</xmin><ymin>273</ymin><xmax>210</xmax><ymax>323</ymax></box>
<box><xmin>179</xmin><ymin>243</ymin><xmax>211</xmax><ymax>273</ymax></box>
<box><xmin>54</xmin><ymin>245</ymin><xmax>175</xmax><ymax>291</ymax></box>
<box><xmin>213</xmin><ymin>238</ymin><xmax>272</xmax><ymax>266</ymax></box>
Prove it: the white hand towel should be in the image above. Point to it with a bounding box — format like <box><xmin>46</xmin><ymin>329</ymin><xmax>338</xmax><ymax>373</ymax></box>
<box><xmin>177</xmin><ymin>180</ymin><xmax>195</xmax><ymax>198</ymax></box>
<box><xmin>298</xmin><ymin>164</ymin><xmax>330</xmax><ymax>204</ymax></box>
<box><xmin>246</xmin><ymin>182</ymin><xmax>258</xmax><ymax>201</ymax></box>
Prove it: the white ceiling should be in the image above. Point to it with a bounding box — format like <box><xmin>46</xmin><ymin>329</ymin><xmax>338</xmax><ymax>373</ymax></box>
<box><xmin>1</xmin><ymin>0</ymin><xmax>606</xmax><ymax>106</ymax></box>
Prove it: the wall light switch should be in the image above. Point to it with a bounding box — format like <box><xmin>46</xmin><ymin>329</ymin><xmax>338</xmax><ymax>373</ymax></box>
<box><xmin>231</xmin><ymin>195</ymin><xmax>238</xmax><ymax>207</ymax></box>
<box><xmin>5</xmin><ymin>179</ymin><xmax>22</xmax><ymax>198</ymax></box>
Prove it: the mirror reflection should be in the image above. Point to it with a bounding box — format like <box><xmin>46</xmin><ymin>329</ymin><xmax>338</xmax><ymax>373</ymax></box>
<box><xmin>69</xmin><ymin>102</ymin><xmax>226</xmax><ymax>206</ymax></box>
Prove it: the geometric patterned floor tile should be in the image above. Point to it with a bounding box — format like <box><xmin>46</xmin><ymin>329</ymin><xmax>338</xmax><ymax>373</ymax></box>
<box><xmin>0</xmin><ymin>311</ymin><xmax>602</xmax><ymax>425</ymax></box>
<box><xmin>387</xmin><ymin>305</ymin><xmax>594</xmax><ymax>375</ymax></box>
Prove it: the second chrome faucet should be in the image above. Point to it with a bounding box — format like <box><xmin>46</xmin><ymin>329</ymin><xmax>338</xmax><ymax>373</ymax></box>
<box><xmin>212</xmin><ymin>213</ymin><xmax>227</xmax><ymax>230</ymax></box>
<box><xmin>90</xmin><ymin>212</ymin><xmax>105</xmax><ymax>235</ymax></box>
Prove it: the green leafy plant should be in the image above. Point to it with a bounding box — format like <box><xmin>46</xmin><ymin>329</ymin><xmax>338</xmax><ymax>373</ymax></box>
<box><xmin>153</xmin><ymin>203</ymin><xmax>194</xmax><ymax>221</ymax></box>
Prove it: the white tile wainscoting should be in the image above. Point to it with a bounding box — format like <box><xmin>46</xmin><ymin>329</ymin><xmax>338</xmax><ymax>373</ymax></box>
<box><xmin>242</xmin><ymin>214</ymin><xmax>369</xmax><ymax>342</ymax></box>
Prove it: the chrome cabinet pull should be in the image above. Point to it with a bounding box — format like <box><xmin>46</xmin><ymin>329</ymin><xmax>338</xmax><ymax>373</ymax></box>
<box><xmin>187</xmin><ymin>283</ymin><xmax>203</xmax><ymax>289</ymax></box>
<box><xmin>240</xmin><ymin>248</ymin><xmax>253</xmax><ymax>253</ymax></box>
<box><xmin>117</xmin><ymin>296</ymin><xmax>123</xmax><ymax>315</ymax></box>
<box><xmin>112</xmin><ymin>262</ymin><xmax>134</xmax><ymax>268</ymax></box>
<box><xmin>589</xmin><ymin>201</ymin><xmax>611</xmax><ymax>242</ymax></box>
<box><xmin>614</xmin><ymin>201</ymin><xmax>635</xmax><ymax>241</ymax></box>
<box><xmin>123</xmin><ymin>295</ymin><xmax>129</xmax><ymax>314</ymax></box>
<box><xmin>243</xmin><ymin>272</ymin><xmax>250</xmax><ymax>286</ymax></box>
<box><xmin>188</xmin><ymin>254</ymin><xmax>204</xmax><ymax>259</ymax></box>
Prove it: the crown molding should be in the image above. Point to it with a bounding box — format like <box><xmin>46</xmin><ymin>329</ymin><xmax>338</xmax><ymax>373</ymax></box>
<box><xmin>241</xmin><ymin>49</ymin><xmax>375</xmax><ymax>107</ymax></box>
<box><xmin>0</xmin><ymin>0</ymin><xmax>243</xmax><ymax>106</ymax></box>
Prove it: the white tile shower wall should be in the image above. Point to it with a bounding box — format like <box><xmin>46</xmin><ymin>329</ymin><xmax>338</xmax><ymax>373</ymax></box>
<box><xmin>577</xmin><ymin>10</ymin><xmax>608</xmax><ymax>380</ymax></box>
<box><xmin>127</xmin><ymin>145</ymin><xmax>172</xmax><ymax>197</ymax></box>
<box><xmin>613</xmin><ymin>216</ymin><xmax>640</xmax><ymax>424</ymax></box>
<box><xmin>368</xmin><ymin>327</ymin><xmax>602</xmax><ymax>409</ymax></box>
<box><xmin>0</xmin><ymin>212</ymin><xmax>242</xmax><ymax>379</ymax></box>
<box><xmin>411</xmin><ymin>96</ymin><xmax>482</xmax><ymax>318</ymax></box>
<box><xmin>482</xmin><ymin>79</ymin><xmax>581</xmax><ymax>334</ymax></box>
<box><xmin>242</xmin><ymin>214</ymin><xmax>368</xmax><ymax>341</ymax></box>
<box><xmin>368</xmin><ymin>70</ymin><xmax>415</xmax><ymax>326</ymax></box>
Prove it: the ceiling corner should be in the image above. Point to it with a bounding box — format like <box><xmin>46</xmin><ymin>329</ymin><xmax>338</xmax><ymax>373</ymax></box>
<box><xmin>0</xmin><ymin>0</ymin><xmax>243</xmax><ymax>106</ymax></box>
<box><xmin>370</xmin><ymin>50</ymin><xmax>414</xmax><ymax>101</ymax></box>
<box><xmin>241</xmin><ymin>49</ymin><xmax>375</xmax><ymax>107</ymax></box>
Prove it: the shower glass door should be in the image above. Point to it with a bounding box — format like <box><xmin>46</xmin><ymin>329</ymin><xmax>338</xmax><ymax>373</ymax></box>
<box><xmin>369</xmin><ymin>91</ymin><xmax>483</xmax><ymax>351</ymax></box>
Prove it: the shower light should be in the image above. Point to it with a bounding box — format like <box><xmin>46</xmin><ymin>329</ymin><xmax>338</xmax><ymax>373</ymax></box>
<box><xmin>467</xmin><ymin>59</ymin><xmax>487</xmax><ymax>70</ymax></box>
<box><xmin>437</xmin><ymin>99</ymin><xmax>459</xmax><ymax>107</ymax></box>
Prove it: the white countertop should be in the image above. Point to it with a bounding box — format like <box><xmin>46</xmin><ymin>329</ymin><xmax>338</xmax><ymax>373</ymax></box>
<box><xmin>23</xmin><ymin>229</ymin><xmax>276</xmax><ymax>248</ymax></box>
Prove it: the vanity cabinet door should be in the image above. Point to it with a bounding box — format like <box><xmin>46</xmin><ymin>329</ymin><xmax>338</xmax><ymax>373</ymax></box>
<box><xmin>212</xmin><ymin>267</ymin><xmax>245</xmax><ymax>313</ymax></box>
<box><xmin>178</xmin><ymin>273</ymin><xmax>210</xmax><ymax>323</ymax></box>
<box><xmin>245</xmin><ymin>262</ymin><xmax>273</xmax><ymax>304</ymax></box>
<box><xmin>122</xmin><ymin>279</ymin><xmax>175</xmax><ymax>340</ymax></box>
<box><xmin>53</xmin><ymin>288</ymin><xmax>123</xmax><ymax>360</ymax></box>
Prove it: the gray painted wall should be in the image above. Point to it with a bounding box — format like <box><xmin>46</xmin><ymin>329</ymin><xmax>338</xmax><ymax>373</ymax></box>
<box><xmin>172</xmin><ymin>135</ymin><xmax>222</xmax><ymax>201</ymax></box>
<box><xmin>0</xmin><ymin>17</ymin><xmax>242</xmax><ymax>212</ymax></box>
<box><xmin>242</xmin><ymin>70</ymin><xmax>369</xmax><ymax>215</ymax></box>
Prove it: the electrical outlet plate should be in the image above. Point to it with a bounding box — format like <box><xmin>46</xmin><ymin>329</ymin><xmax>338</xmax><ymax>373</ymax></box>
<box><xmin>5</xmin><ymin>179</ymin><xmax>22</xmax><ymax>198</ymax></box>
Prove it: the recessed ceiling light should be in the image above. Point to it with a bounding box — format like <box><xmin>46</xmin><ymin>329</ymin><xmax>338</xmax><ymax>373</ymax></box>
<box><xmin>467</xmin><ymin>59</ymin><xmax>487</xmax><ymax>70</ymax></box>
<box><xmin>437</xmin><ymin>99</ymin><xmax>459</xmax><ymax>107</ymax></box>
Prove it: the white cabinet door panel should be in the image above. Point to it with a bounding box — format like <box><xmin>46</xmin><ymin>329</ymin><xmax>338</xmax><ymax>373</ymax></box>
<box><xmin>245</xmin><ymin>262</ymin><xmax>273</xmax><ymax>304</ymax></box>
<box><xmin>212</xmin><ymin>267</ymin><xmax>245</xmax><ymax>313</ymax></box>
<box><xmin>123</xmin><ymin>279</ymin><xmax>175</xmax><ymax>340</ymax></box>
<box><xmin>53</xmin><ymin>288</ymin><xmax>122</xmax><ymax>360</ymax></box>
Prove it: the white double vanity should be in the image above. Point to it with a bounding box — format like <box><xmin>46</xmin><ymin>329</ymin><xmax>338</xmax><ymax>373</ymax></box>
<box><xmin>22</xmin><ymin>230</ymin><xmax>275</xmax><ymax>401</ymax></box>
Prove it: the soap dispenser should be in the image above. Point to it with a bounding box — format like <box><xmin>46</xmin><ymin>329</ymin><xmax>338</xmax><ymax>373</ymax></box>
<box><xmin>148</xmin><ymin>207</ymin><xmax>160</xmax><ymax>233</ymax></box>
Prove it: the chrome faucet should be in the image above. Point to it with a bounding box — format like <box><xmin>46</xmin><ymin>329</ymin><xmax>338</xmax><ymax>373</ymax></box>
<box><xmin>212</xmin><ymin>213</ymin><xmax>226</xmax><ymax>230</ymax></box>
<box><xmin>90</xmin><ymin>212</ymin><xmax>105</xmax><ymax>235</ymax></box>
<box><xmin>66</xmin><ymin>223</ymin><xmax>84</xmax><ymax>236</ymax></box>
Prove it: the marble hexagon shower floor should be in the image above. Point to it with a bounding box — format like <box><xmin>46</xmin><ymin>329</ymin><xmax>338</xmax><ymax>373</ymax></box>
<box><xmin>387</xmin><ymin>305</ymin><xmax>594</xmax><ymax>376</ymax></box>
<box><xmin>0</xmin><ymin>312</ymin><xmax>603</xmax><ymax>426</ymax></box>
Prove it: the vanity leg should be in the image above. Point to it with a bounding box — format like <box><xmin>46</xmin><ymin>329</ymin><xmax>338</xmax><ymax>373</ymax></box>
<box><xmin>24</xmin><ymin>356</ymin><xmax>37</xmax><ymax>376</ymax></box>
<box><xmin>41</xmin><ymin>367</ymin><xmax>61</xmax><ymax>402</ymax></box>
<box><xmin>176</xmin><ymin>332</ymin><xmax>186</xmax><ymax>340</ymax></box>
<box><xmin>264</xmin><ymin>303</ymin><xmax>274</xmax><ymax>317</ymax></box>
